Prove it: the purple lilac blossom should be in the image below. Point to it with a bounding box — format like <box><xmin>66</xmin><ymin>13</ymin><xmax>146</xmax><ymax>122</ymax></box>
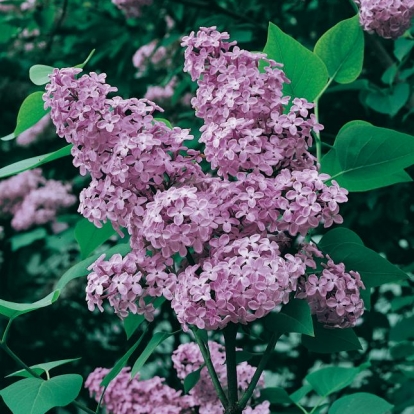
<box><xmin>85</xmin><ymin>341</ymin><xmax>269</xmax><ymax>414</ymax></box>
<box><xmin>111</xmin><ymin>0</ymin><xmax>152</xmax><ymax>18</ymax></box>
<box><xmin>355</xmin><ymin>0</ymin><xmax>414</xmax><ymax>39</ymax></box>
<box><xmin>296</xmin><ymin>244</ymin><xmax>365</xmax><ymax>328</ymax></box>
<box><xmin>43</xmin><ymin>27</ymin><xmax>361</xmax><ymax>330</ymax></box>
<box><xmin>172</xmin><ymin>341</ymin><xmax>266</xmax><ymax>411</ymax></box>
<box><xmin>181</xmin><ymin>26</ymin><xmax>322</xmax><ymax>178</ymax></box>
<box><xmin>0</xmin><ymin>169</ymin><xmax>76</xmax><ymax>231</ymax></box>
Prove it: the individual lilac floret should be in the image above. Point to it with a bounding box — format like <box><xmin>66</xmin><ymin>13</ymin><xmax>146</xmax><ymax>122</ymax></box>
<box><xmin>0</xmin><ymin>169</ymin><xmax>76</xmax><ymax>231</ymax></box>
<box><xmin>172</xmin><ymin>341</ymin><xmax>268</xmax><ymax>413</ymax></box>
<box><xmin>86</xmin><ymin>251</ymin><xmax>176</xmax><ymax>320</ymax></box>
<box><xmin>111</xmin><ymin>0</ymin><xmax>152</xmax><ymax>18</ymax></box>
<box><xmin>182</xmin><ymin>26</ymin><xmax>323</xmax><ymax>178</ymax></box>
<box><xmin>355</xmin><ymin>0</ymin><xmax>414</xmax><ymax>39</ymax></box>
<box><xmin>297</xmin><ymin>247</ymin><xmax>365</xmax><ymax>329</ymax></box>
<box><xmin>85</xmin><ymin>367</ymin><xmax>190</xmax><ymax>414</ymax></box>
<box><xmin>172</xmin><ymin>235</ymin><xmax>307</xmax><ymax>330</ymax></box>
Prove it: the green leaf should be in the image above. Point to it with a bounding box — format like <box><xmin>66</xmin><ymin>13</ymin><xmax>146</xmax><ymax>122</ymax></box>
<box><xmin>123</xmin><ymin>297</ymin><xmax>166</xmax><ymax>340</ymax></box>
<box><xmin>314</xmin><ymin>15</ymin><xmax>364</xmax><ymax>84</ymax></box>
<box><xmin>183</xmin><ymin>365</ymin><xmax>204</xmax><ymax>394</ymax></box>
<box><xmin>154</xmin><ymin>118</ymin><xmax>173</xmax><ymax>129</ymax></box>
<box><xmin>1</xmin><ymin>133</ymin><xmax>16</xmax><ymax>141</ymax></box>
<box><xmin>265</xmin><ymin>299</ymin><xmax>314</xmax><ymax>336</ymax></box>
<box><xmin>365</xmin><ymin>83</ymin><xmax>410</xmax><ymax>117</ymax></box>
<box><xmin>0</xmin><ymin>290</ymin><xmax>60</xmax><ymax>320</ymax></box>
<box><xmin>0</xmin><ymin>145</ymin><xmax>72</xmax><ymax>179</ymax></box>
<box><xmin>101</xmin><ymin>331</ymin><xmax>146</xmax><ymax>387</ymax></box>
<box><xmin>389</xmin><ymin>315</ymin><xmax>414</xmax><ymax>342</ymax></box>
<box><xmin>259</xmin><ymin>387</ymin><xmax>293</xmax><ymax>404</ymax></box>
<box><xmin>29</xmin><ymin>65</ymin><xmax>54</xmax><ymax>86</ymax></box>
<box><xmin>381</xmin><ymin>64</ymin><xmax>398</xmax><ymax>85</ymax></box>
<box><xmin>319</xmin><ymin>228</ymin><xmax>408</xmax><ymax>288</ymax></box>
<box><xmin>306</xmin><ymin>366</ymin><xmax>362</xmax><ymax>397</ymax></box>
<box><xmin>290</xmin><ymin>383</ymin><xmax>313</xmax><ymax>403</ymax></box>
<box><xmin>235</xmin><ymin>350</ymin><xmax>256</xmax><ymax>364</ymax></box>
<box><xmin>7</xmin><ymin>358</ymin><xmax>81</xmax><ymax>379</ymax></box>
<box><xmin>302</xmin><ymin>323</ymin><xmax>362</xmax><ymax>353</ymax></box>
<box><xmin>263</xmin><ymin>22</ymin><xmax>328</xmax><ymax>102</ymax></box>
<box><xmin>131</xmin><ymin>331</ymin><xmax>176</xmax><ymax>378</ymax></box>
<box><xmin>391</xmin><ymin>295</ymin><xmax>414</xmax><ymax>312</ymax></box>
<box><xmin>328</xmin><ymin>393</ymin><xmax>393</xmax><ymax>414</ymax></box>
<box><xmin>394</xmin><ymin>38</ymin><xmax>414</xmax><ymax>61</ymax></box>
<box><xmin>10</xmin><ymin>228</ymin><xmax>47</xmax><ymax>251</ymax></box>
<box><xmin>74</xmin><ymin>219</ymin><xmax>116</xmax><ymax>259</ymax></box>
<box><xmin>13</xmin><ymin>92</ymin><xmax>49</xmax><ymax>137</ymax></box>
<box><xmin>74</xmin><ymin>49</ymin><xmax>96</xmax><ymax>69</ymax></box>
<box><xmin>321</xmin><ymin>121</ymin><xmax>414</xmax><ymax>191</ymax></box>
<box><xmin>55</xmin><ymin>243</ymin><xmax>131</xmax><ymax>291</ymax></box>
<box><xmin>0</xmin><ymin>374</ymin><xmax>83</xmax><ymax>414</ymax></box>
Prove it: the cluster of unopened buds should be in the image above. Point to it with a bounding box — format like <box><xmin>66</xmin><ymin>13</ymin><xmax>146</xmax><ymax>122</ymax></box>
<box><xmin>86</xmin><ymin>340</ymin><xmax>270</xmax><ymax>414</ymax></box>
<box><xmin>43</xmin><ymin>26</ymin><xmax>365</xmax><ymax>331</ymax></box>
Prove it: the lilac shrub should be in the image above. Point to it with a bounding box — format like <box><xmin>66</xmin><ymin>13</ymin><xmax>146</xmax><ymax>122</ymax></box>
<box><xmin>0</xmin><ymin>169</ymin><xmax>76</xmax><ymax>231</ymax></box>
<box><xmin>42</xmin><ymin>26</ymin><xmax>363</xmax><ymax>334</ymax></box>
<box><xmin>85</xmin><ymin>341</ymin><xmax>270</xmax><ymax>414</ymax></box>
<box><xmin>355</xmin><ymin>0</ymin><xmax>414</xmax><ymax>38</ymax></box>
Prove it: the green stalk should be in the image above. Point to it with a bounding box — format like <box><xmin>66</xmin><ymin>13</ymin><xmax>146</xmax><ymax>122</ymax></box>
<box><xmin>192</xmin><ymin>328</ymin><xmax>229</xmax><ymax>408</ymax></box>
<box><xmin>238</xmin><ymin>332</ymin><xmax>281</xmax><ymax>410</ymax></box>
<box><xmin>223</xmin><ymin>323</ymin><xmax>239</xmax><ymax>409</ymax></box>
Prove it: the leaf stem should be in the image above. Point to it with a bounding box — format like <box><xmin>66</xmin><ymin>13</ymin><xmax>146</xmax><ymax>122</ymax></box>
<box><xmin>313</xmin><ymin>77</ymin><xmax>334</xmax><ymax>163</ymax></box>
<box><xmin>223</xmin><ymin>323</ymin><xmax>239</xmax><ymax>409</ymax></box>
<box><xmin>1</xmin><ymin>319</ymin><xmax>13</xmax><ymax>343</ymax></box>
<box><xmin>192</xmin><ymin>328</ymin><xmax>229</xmax><ymax>408</ymax></box>
<box><xmin>238</xmin><ymin>332</ymin><xmax>281</xmax><ymax>409</ymax></box>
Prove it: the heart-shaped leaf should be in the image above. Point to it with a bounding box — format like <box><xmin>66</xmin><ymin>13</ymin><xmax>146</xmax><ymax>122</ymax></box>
<box><xmin>0</xmin><ymin>374</ymin><xmax>83</xmax><ymax>414</ymax></box>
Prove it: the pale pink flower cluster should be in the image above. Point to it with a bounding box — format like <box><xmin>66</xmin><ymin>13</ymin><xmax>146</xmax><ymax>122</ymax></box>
<box><xmin>85</xmin><ymin>368</ymin><xmax>191</xmax><ymax>414</ymax></box>
<box><xmin>182</xmin><ymin>27</ymin><xmax>322</xmax><ymax>178</ymax></box>
<box><xmin>296</xmin><ymin>245</ymin><xmax>365</xmax><ymax>328</ymax></box>
<box><xmin>17</xmin><ymin>114</ymin><xmax>53</xmax><ymax>147</ymax></box>
<box><xmin>85</xmin><ymin>341</ymin><xmax>269</xmax><ymax>414</ymax></box>
<box><xmin>172</xmin><ymin>341</ymin><xmax>269</xmax><ymax>413</ymax></box>
<box><xmin>43</xmin><ymin>27</ymin><xmax>361</xmax><ymax>330</ymax></box>
<box><xmin>355</xmin><ymin>0</ymin><xmax>414</xmax><ymax>39</ymax></box>
<box><xmin>111</xmin><ymin>0</ymin><xmax>152</xmax><ymax>18</ymax></box>
<box><xmin>172</xmin><ymin>235</ymin><xmax>306</xmax><ymax>330</ymax></box>
<box><xmin>144</xmin><ymin>76</ymin><xmax>177</xmax><ymax>103</ymax></box>
<box><xmin>0</xmin><ymin>169</ymin><xmax>76</xmax><ymax>231</ymax></box>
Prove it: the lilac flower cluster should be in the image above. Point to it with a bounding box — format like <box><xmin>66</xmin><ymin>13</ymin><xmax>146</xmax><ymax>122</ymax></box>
<box><xmin>111</xmin><ymin>0</ymin><xmax>152</xmax><ymax>18</ymax></box>
<box><xmin>43</xmin><ymin>26</ymin><xmax>362</xmax><ymax>331</ymax></box>
<box><xmin>355</xmin><ymin>0</ymin><xmax>414</xmax><ymax>39</ymax></box>
<box><xmin>85</xmin><ymin>341</ymin><xmax>270</xmax><ymax>414</ymax></box>
<box><xmin>172</xmin><ymin>341</ymin><xmax>269</xmax><ymax>413</ymax></box>
<box><xmin>0</xmin><ymin>169</ymin><xmax>76</xmax><ymax>231</ymax></box>
<box><xmin>182</xmin><ymin>27</ymin><xmax>322</xmax><ymax>178</ymax></box>
<box><xmin>85</xmin><ymin>367</ymin><xmax>191</xmax><ymax>414</ymax></box>
<box><xmin>132</xmin><ymin>40</ymin><xmax>171</xmax><ymax>75</ymax></box>
<box><xmin>296</xmin><ymin>245</ymin><xmax>365</xmax><ymax>328</ymax></box>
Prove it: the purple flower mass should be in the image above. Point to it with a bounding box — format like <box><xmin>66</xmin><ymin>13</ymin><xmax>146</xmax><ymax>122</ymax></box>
<box><xmin>43</xmin><ymin>26</ymin><xmax>364</xmax><ymax>330</ymax></box>
<box><xmin>355</xmin><ymin>0</ymin><xmax>414</xmax><ymax>39</ymax></box>
<box><xmin>85</xmin><ymin>340</ymin><xmax>270</xmax><ymax>413</ymax></box>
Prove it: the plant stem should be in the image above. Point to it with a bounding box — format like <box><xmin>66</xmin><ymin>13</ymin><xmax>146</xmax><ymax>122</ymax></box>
<box><xmin>238</xmin><ymin>332</ymin><xmax>281</xmax><ymax>410</ymax></box>
<box><xmin>313</xmin><ymin>77</ymin><xmax>334</xmax><ymax>163</ymax></box>
<box><xmin>223</xmin><ymin>323</ymin><xmax>239</xmax><ymax>409</ymax></box>
<box><xmin>0</xmin><ymin>342</ymin><xmax>40</xmax><ymax>378</ymax></box>
<box><xmin>1</xmin><ymin>319</ymin><xmax>12</xmax><ymax>343</ymax></box>
<box><xmin>192</xmin><ymin>328</ymin><xmax>229</xmax><ymax>408</ymax></box>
